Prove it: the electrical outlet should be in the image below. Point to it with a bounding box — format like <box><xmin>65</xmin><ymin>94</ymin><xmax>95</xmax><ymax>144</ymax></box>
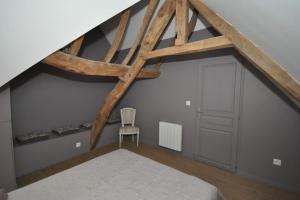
<box><xmin>273</xmin><ymin>158</ymin><xmax>282</xmax><ymax>166</ymax></box>
<box><xmin>75</xmin><ymin>142</ymin><xmax>81</xmax><ymax>148</ymax></box>
<box><xmin>185</xmin><ymin>100</ymin><xmax>191</xmax><ymax>106</ymax></box>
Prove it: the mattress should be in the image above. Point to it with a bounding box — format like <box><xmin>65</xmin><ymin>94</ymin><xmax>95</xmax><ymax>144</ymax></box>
<box><xmin>9</xmin><ymin>149</ymin><xmax>224</xmax><ymax>200</ymax></box>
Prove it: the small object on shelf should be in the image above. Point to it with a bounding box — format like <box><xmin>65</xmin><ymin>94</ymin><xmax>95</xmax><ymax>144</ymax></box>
<box><xmin>80</xmin><ymin>122</ymin><xmax>93</xmax><ymax>130</ymax></box>
<box><xmin>15</xmin><ymin>132</ymin><xmax>50</xmax><ymax>144</ymax></box>
<box><xmin>52</xmin><ymin>127</ymin><xmax>80</xmax><ymax>136</ymax></box>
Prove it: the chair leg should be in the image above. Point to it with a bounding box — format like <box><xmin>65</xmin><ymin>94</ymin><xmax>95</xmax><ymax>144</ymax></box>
<box><xmin>119</xmin><ymin>134</ymin><xmax>122</xmax><ymax>148</ymax></box>
<box><xmin>137</xmin><ymin>133</ymin><xmax>139</xmax><ymax>147</ymax></box>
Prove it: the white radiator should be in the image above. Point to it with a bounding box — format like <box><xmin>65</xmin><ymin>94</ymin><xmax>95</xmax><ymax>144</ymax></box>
<box><xmin>159</xmin><ymin>121</ymin><xmax>182</xmax><ymax>151</ymax></box>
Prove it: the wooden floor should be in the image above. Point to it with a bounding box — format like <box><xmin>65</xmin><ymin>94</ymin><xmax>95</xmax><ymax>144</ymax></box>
<box><xmin>17</xmin><ymin>141</ymin><xmax>300</xmax><ymax>200</ymax></box>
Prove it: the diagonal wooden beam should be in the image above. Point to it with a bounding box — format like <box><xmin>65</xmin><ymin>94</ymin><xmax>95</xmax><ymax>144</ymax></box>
<box><xmin>122</xmin><ymin>0</ymin><xmax>160</xmax><ymax>65</ymax></box>
<box><xmin>103</xmin><ymin>10</ymin><xmax>131</xmax><ymax>63</ymax></box>
<box><xmin>42</xmin><ymin>51</ymin><xmax>160</xmax><ymax>79</ymax></box>
<box><xmin>175</xmin><ymin>0</ymin><xmax>189</xmax><ymax>45</ymax></box>
<box><xmin>90</xmin><ymin>0</ymin><xmax>176</xmax><ymax>149</ymax></box>
<box><xmin>69</xmin><ymin>36</ymin><xmax>85</xmax><ymax>56</ymax></box>
<box><xmin>190</xmin><ymin>0</ymin><xmax>300</xmax><ymax>102</ymax></box>
<box><xmin>145</xmin><ymin>36</ymin><xmax>232</xmax><ymax>59</ymax></box>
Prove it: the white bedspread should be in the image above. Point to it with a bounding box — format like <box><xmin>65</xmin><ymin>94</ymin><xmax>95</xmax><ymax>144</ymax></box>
<box><xmin>9</xmin><ymin>149</ymin><xmax>223</xmax><ymax>200</ymax></box>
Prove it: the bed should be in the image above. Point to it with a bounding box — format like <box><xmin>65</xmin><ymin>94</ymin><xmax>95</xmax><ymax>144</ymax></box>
<box><xmin>8</xmin><ymin>149</ymin><xmax>224</xmax><ymax>200</ymax></box>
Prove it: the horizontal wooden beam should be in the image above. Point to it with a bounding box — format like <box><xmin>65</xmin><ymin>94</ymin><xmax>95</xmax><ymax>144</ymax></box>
<box><xmin>42</xmin><ymin>51</ymin><xmax>160</xmax><ymax>79</ymax></box>
<box><xmin>190</xmin><ymin>0</ymin><xmax>300</xmax><ymax>102</ymax></box>
<box><xmin>154</xmin><ymin>9</ymin><xmax>199</xmax><ymax>69</ymax></box>
<box><xmin>144</xmin><ymin>36</ymin><xmax>233</xmax><ymax>59</ymax></box>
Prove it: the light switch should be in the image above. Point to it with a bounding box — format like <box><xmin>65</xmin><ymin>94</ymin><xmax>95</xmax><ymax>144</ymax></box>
<box><xmin>185</xmin><ymin>100</ymin><xmax>191</xmax><ymax>106</ymax></box>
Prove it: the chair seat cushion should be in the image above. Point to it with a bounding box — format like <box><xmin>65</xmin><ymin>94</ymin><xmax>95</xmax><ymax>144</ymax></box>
<box><xmin>119</xmin><ymin>126</ymin><xmax>139</xmax><ymax>134</ymax></box>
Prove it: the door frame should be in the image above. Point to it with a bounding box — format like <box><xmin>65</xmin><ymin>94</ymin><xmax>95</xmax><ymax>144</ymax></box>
<box><xmin>194</xmin><ymin>55</ymin><xmax>243</xmax><ymax>172</ymax></box>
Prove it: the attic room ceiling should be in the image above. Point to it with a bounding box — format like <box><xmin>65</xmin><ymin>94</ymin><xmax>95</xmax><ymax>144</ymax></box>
<box><xmin>0</xmin><ymin>0</ymin><xmax>139</xmax><ymax>87</ymax></box>
<box><xmin>202</xmin><ymin>0</ymin><xmax>300</xmax><ymax>81</ymax></box>
<box><xmin>101</xmin><ymin>0</ymin><xmax>300</xmax><ymax>81</ymax></box>
<box><xmin>0</xmin><ymin>0</ymin><xmax>299</xmax><ymax>87</ymax></box>
<box><xmin>100</xmin><ymin>0</ymin><xmax>209</xmax><ymax>50</ymax></box>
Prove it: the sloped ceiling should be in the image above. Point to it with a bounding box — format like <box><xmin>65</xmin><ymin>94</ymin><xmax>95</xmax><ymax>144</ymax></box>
<box><xmin>202</xmin><ymin>0</ymin><xmax>300</xmax><ymax>81</ymax></box>
<box><xmin>101</xmin><ymin>0</ymin><xmax>208</xmax><ymax>50</ymax></box>
<box><xmin>0</xmin><ymin>0</ymin><xmax>139</xmax><ymax>88</ymax></box>
<box><xmin>1</xmin><ymin>0</ymin><xmax>299</xmax><ymax>89</ymax></box>
<box><xmin>101</xmin><ymin>0</ymin><xmax>300</xmax><ymax>82</ymax></box>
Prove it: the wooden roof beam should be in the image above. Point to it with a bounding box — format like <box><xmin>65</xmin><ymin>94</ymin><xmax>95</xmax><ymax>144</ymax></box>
<box><xmin>42</xmin><ymin>51</ymin><xmax>160</xmax><ymax>79</ymax></box>
<box><xmin>90</xmin><ymin>0</ymin><xmax>176</xmax><ymax>149</ymax></box>
<box><xmin>69</xmin><ymin>36</ymin><xmax>85</xmax><ymax>56</ymax></box>
<box><xmin>122</xmin><ymin>0</ymin><xmax>160</xmax><ymax>65</ymax></box>
<box><xmin>190</xmin><ymin>0</ymin><xmax>300</xmax><ymax>102</ymax></box>
<box><xmin>154</xmin><ymin>8</ymin><xmax>198</xmax><ymax>69</ymax></box>
<box><xmin>103</xmin><ymin>10</ymin><xmax>131</xmax><ymax>63</ymax></box>
<box><xmin>175</xmin><ymin>0</ymin><xmax>189</xmax><ymax>45</ymax></box>
<box><xmin>144</xmin><ymin>36</ymin><xmax>233</xmax><ymax>59</ymax></box>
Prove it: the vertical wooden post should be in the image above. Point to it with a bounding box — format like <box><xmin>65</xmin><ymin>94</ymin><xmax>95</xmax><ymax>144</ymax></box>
<box><xmin>175</xmin><ymin>0</ymin><xmax>189</xmax><ymax>45</ymax></box>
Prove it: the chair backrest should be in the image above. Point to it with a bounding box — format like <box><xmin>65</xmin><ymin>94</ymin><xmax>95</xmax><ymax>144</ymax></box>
<box><xmin>120</xmin><ymin>108</ymin><xmax>136</xmax><ymax>127</ymax></box>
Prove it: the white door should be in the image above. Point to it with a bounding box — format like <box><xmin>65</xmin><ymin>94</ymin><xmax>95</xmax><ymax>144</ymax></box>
<box><xmin>195</xmin><ymin>57</ymin><xmax>242</xmax><ymax>171</ymax></box>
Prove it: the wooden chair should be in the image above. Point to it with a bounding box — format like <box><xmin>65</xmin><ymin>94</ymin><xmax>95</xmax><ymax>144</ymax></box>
<box><xmin>119</xmin><ymin>108</ymin><xmax>139</xmax><ymax>148</ymax></box>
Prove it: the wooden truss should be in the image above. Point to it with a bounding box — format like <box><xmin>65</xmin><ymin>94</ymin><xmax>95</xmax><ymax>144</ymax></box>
<box><xmin>42</xmin><ymin>0</ymin><xmax>300</xmax><ymax>149</ymax></box>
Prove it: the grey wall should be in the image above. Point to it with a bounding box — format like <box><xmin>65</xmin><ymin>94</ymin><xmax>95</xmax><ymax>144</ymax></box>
<box><xmin>14</xmin><ymin>125</ymin><xmax>118</xmax><ymax>177</ymax></box>
<box><xmin>10</xmin><ymin>27</ymin><xmax>120</xmax><ymax>177</ymax></box>
<box><xmin>116</xmin><ymin>30</ymin><xmax>300</xmax><ymax>192</ymax></box>
<box><xmin>237</xmin><ymin>60</ymin><xmax>300</xmax><ymax>192</ymax></box>
<box><xmin>0</xmin><ymin>85</ymin><xmax>17</xmax><ymax>191</ymax></box>
<box><xmin>11</xmin><ymin>28</ymin><xmax>118</xmax><ymax>136</ymax></box>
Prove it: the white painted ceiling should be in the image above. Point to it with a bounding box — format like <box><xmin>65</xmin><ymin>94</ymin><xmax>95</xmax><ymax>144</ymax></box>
<box><xmin>0</xmin><ymin>0</ymin><xmax>139</xmax><ymax>87</ymax></box>
<box><xmin>202</xmin><ymin>0</ymin><xmax>300</xmax><ymax>82</ymax></box>
<box><xmin>0</xmin><ymin>0</ymin><xmax>299</xmax><ymax>88</ymax></box>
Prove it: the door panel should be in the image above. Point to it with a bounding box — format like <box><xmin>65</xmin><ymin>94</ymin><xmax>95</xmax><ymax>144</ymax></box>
<box><xmin>196</xmin><ymin>57</ymin><xmax>242</xmax><ymax>171</ymax></box>
<box><xmin>202</xmin><ymin>63</ymin><xmax>236</xmax><ymax>113</ymax></box>
<box><xmin>199</xmin><ymin>128</ymin><xmax>233</xmax><ymax>165</ymax></box>
<box><xmin>200</xmin><ymin>115</ymin><xmax>233</xmax><ymax>132</ymax></box>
